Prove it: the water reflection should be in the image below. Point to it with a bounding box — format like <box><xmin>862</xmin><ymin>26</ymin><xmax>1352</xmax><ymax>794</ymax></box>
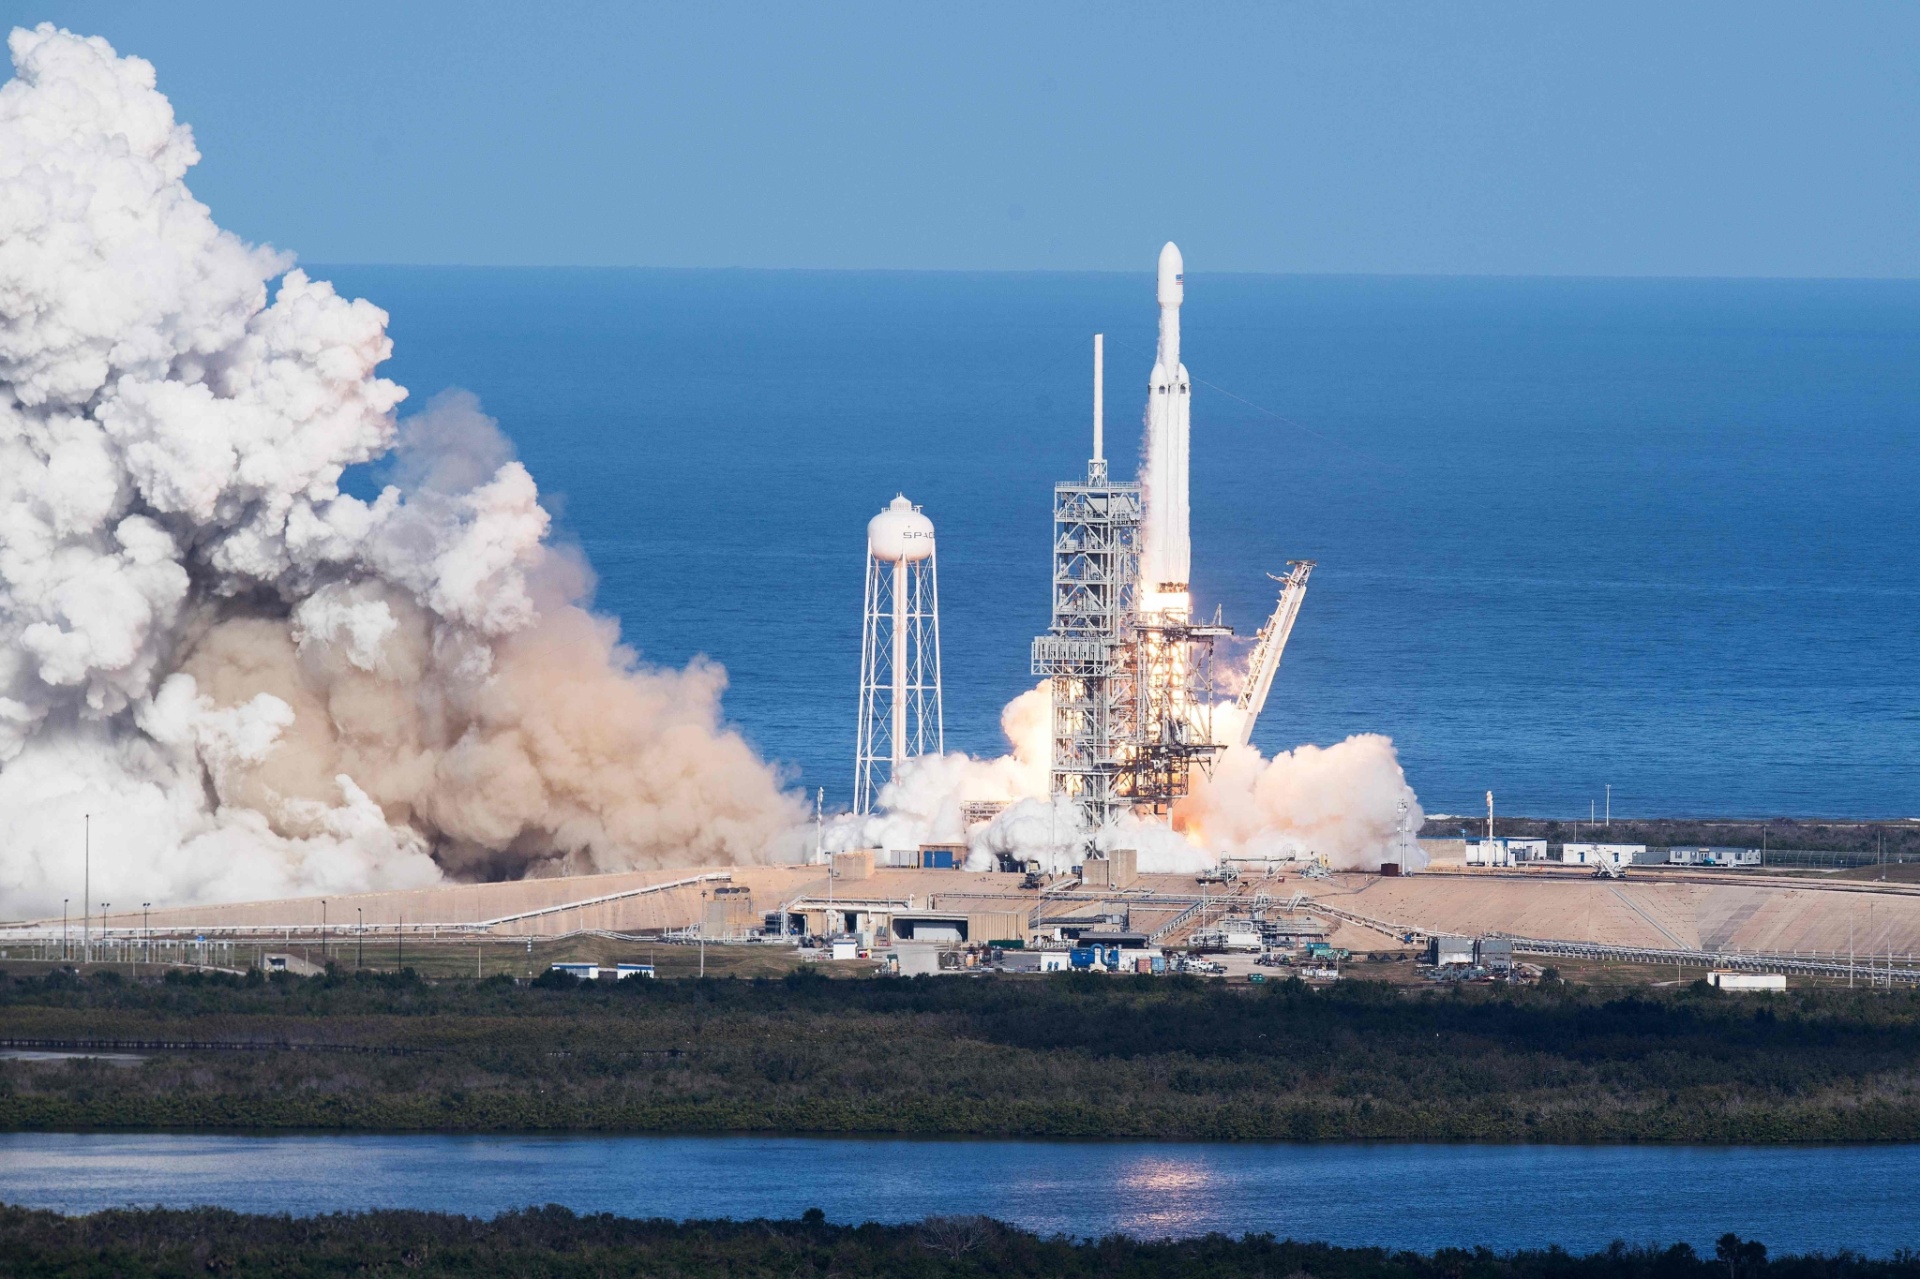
<box><xmin>0</xmin><ymin>1134</ymin><xmax>1915</xmax><ymax>1257</ymax></box>
<box><xmin>1113</xmin><ymin>1155</ymin><xmax>1220</xmax><ymax>1236</ymax></box>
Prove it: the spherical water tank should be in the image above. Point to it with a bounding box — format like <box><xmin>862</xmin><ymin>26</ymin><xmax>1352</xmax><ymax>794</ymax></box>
<box><xmin>867</xmin><ymin>494</ymin><xmax>935</xmax><ymax>562</ymax></box>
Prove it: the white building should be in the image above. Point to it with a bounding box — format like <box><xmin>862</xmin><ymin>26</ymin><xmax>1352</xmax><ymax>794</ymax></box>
<box><xmin>1562</xmin><ymin>843</ymin><xmax>1644</xmax><ymax>870</ymax></box>
<box><xmin>1709</xmin><ymin>970</ymin><xmax>1785</xmax><ymax>991</ymax></box>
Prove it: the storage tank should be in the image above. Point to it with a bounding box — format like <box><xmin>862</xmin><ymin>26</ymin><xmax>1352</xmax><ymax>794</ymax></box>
<box><xmin>866</xmin><ymin>495</ymin><xmax>935</xmax><ymax>562</ymax></box>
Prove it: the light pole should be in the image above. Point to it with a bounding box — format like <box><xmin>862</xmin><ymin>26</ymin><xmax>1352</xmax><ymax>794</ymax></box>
<box><xmin>699</xmin><ymin>889</ymin><xmax>708</xmax><ymax>978</ymax></box>
<box><xmin>62</xmin><ymin>899</ymin><xmax>68</xmax><ymax>961</ymax></box>
<box><xmin>141</xmin><ymin>903</ymin><xmax>150</xmax><ymax>976</ymax></box>
<box><xmin>1605</xmin><ymin>784</ymin><xmax>1611</xmax><ymax>827</ymax></box>
<box><xmin>357</xmin><ymin>908</ymin><xmax>364</xmax><ymax>970</ymax></box>
<box><xmin>321</xmin><ymin>899</ymin><xmax>326</xmax><ymax>963</ymax></box>
<box><xmin>100</xmin><ymin>903</ymin><xmax>109</xmax><ymax>963</ymax></box>
<box><xmin>82</xmin><ymin>814</ymin><xmax>89</xmax><ymax>965</ymax></box>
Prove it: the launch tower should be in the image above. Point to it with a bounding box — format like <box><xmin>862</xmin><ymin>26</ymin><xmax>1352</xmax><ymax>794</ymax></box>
<box><xmin>1033</xmin><ymin>246</ymin><xmax>1236</xmax><ymax>842</ymax></box>
<box><xmin>1031</xmin><ymin>335</ymin><xmax>1143</xmax><ymax>831</ymax></box>
<box><xmin>855</xmin><ymin>495</ymin><xmax>943</xmax><ymax>814</ymax></box>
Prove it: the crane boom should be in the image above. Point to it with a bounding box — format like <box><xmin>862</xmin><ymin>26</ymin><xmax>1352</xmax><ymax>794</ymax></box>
<box><xmin>1230</xmin><ymin>560</ymin><xmax>1314</xmax><ymax>748</ymax></box>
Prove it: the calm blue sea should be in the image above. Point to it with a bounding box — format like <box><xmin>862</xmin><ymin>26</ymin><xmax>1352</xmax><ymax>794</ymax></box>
<box><xmin>321</xmin><ymin>268</ymin><xmax>1920</xmax><ymax>821</ymax></box>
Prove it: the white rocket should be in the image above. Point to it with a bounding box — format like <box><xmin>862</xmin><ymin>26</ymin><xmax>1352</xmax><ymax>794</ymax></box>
<box><xmin>1141</xmin><ymin>241</ymin><xmax>1191</xmax><ymax>612</ymax></box>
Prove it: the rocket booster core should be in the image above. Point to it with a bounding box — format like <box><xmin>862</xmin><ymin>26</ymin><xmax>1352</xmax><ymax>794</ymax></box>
<box><xmin>1142</xmin><ymin>241</ymin><xmax>1191</xmax><ymax>608</ymax></box>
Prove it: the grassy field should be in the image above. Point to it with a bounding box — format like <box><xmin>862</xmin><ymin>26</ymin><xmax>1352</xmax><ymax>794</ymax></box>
<box><xmin>6</xmin><ymin>963</ymin><xmax>1920</xmax><ymax>1141</ymax></box>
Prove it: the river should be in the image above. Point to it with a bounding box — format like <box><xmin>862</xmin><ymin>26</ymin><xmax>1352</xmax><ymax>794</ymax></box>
<box><xmin>2</xmin><ymin>1133</ymin><xmax>1914</xmax><ymax>1254</ymax></box>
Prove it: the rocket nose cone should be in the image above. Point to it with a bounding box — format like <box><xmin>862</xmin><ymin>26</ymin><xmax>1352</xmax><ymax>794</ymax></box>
<box><xmin>1157</xmin><ymin>241</ymin><xmax>1184</xmax><ymax>307</ymax></box>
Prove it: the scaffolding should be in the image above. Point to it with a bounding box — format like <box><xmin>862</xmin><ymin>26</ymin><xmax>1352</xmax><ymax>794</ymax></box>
<box><xmin>1129</xmin><ymin>607</ymin><xmax>1228</xmax><ymax>815</ymax></box>
<box><xmin>1031</xmin><ymin>465</ymin><xmax>1141</xmax><ymax>833</ymax></box>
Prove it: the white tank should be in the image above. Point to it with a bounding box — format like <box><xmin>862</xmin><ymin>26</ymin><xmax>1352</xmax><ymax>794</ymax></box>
<box><xmin>867</xmin><ymin>494</ymin><xmax>935</xmax><ymax>562</ymax></box>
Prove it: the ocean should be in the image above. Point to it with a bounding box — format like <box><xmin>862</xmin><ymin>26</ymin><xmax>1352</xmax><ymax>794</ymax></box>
<box><xmin>321</xmin><ymin>267</ymin><xmax>1920</xmax><ymax>821</ymax></box>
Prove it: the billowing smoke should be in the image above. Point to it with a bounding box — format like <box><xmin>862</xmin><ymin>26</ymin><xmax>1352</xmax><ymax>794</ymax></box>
<box><xmin>0</xmin><ymin>26</ymin><xmax>803</xmax><ymax>916</ymax></box>
<box><xmin>832</xmin><ymin>679</ymin><xmax>1424</xmax><ymax>874</ymax></box>
<box><xmin>1177</xmin><ymin>735</ymin><xmax>1425</xmax><ymax>872</ymax></box>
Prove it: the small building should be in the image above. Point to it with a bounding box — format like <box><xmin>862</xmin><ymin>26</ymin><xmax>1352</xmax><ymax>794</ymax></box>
<box><xmin>1000</xmin><ymin>949</ymin><xmax>1074</xmax><ymax>973</ymax></box>
<box><xmin>1562</xmin><ymin>842</ymin><xmax>1645</xmax><ymax>869</ymax></box>
<box><xmin>1464</xmin><ymin>838</ymin><xmax>1513</xmax><ymax>867</ymax></box>
<box><xmin>1427</xmin><ymin>935</ymin><xmax>1474</xmax><ymax>966</ymax></box>
<box><xmin>1508</xmin><ymin>839</ymin><xmax>1550</xmax><ymax>863</ymax></box>
<box><xmin>887</xmin><ymin>944</ymin><xmax>944</xmax><ymax>977</ymax></box>
<box><xmin>1069</xmin><ymin>932</ymin><xmax>1159</xmax><ymax>972</ymax></box>
<box><xmin>705</xmin><ymin>885</ymin><xmax>756</xmax><ymax>938</ymax></box>
<box><xmin>1669</xmin><ymin>846</ymin><xmax>1763</xmax><ymax>868</ymax></box>
<box><xmin>1080</xmin><ymin>847</ymin><xmax>1139</xmax><ymax>890</ymax></box>
<box><xmin>613</xmin><ymin>963</ymin><xmax>655</xmax><ymax>979</ymax></box>
<box><xmin>548</xmin><ymin>962</ymin><xmax>600</xmax><ymax>980</ymax></box>
<box><xmin>1474</xmin><ymin>937</ymin><xmax>1515</xmax><ymax>971</ymax></box>
<box><xmin>831</xmin><ymin>849</ymin><xmax>875</xmax><ymax>881</ymax></box>
<box><xmin>916</xmin><ymin>844</ymin><xmax>965</xmax><ymax>870</ymax></box>
<box><xmin>828</xmin><ymin>938</ymin><xmax>860</xmax><ymax>961</ymax></box>
<box><xmin>1709</xmin><ymin>970</ymin><xmax>1785</xmax><ymax>991</ymax></box>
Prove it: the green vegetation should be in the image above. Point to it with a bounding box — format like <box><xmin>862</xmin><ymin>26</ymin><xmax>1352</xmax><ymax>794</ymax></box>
<box><xmin>7</xmin><ymin>967</ymin><xmax>1920</xmax><ymax>1140</ymax></box>
<box><xmin>1420</xmin><ymin>815</ymin><xmax>1920</xmax><ymax>859</ymax></box>
<box><xmin>0</xmin><ymin>1206</ymin><xmax>1896</xmax><ymax>1279</ymax></box>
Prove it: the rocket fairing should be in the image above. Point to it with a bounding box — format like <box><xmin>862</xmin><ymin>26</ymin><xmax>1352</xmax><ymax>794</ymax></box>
<box><xmin>1141</xmin><ymin>241</ymin><xmax>1191</xmax><ymax>614</ymax></box>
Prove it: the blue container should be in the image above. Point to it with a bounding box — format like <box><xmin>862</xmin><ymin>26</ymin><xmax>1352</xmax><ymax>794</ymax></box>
<box><xmin>1069</xmin><ymin>948</ymin><xmax>1095</xmax><ymax>969</ymax></box>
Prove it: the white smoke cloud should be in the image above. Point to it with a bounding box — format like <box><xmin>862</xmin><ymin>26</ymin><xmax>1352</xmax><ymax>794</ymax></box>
<box><xmin>1177</xmin><ymin>734</ymin><xmax>1426</xmax><ymax>872</ymax></box>
<box><xmin>833</xmin><ymin>676</ymin><xmax>1424</xmax><ymax>875</ymax></box>
<box><xmin>0</xmin><ymin>26</ymin><xmax>803</xmax><ymax>916</ymax></box>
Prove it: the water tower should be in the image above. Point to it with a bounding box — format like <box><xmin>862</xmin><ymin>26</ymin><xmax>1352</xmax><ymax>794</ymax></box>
<box><xmin>855</xmin><ymin>495</ymin><xmax>943</xmax><ymax>814</ymax></box>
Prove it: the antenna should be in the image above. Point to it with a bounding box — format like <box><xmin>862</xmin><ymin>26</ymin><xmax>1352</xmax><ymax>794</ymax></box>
<box><xmin>1093</xmin><ymin>334</ymin><xmax>1104</xmax><ymax>458</ymax></box>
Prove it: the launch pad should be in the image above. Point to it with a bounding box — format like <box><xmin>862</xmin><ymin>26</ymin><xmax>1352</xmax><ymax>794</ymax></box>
<box><xmin>1031</xmin><ymin>247</ymin><xmax>1305</xmax><ymax>843</ymax></box>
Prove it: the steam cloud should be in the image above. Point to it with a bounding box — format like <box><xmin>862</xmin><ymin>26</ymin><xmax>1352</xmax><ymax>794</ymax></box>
<box><xmin>0</xmin><ymin>26</ymin><xmax>803</xmax><ymax>917</ymax></box>
<box><xmin>0</xmin><ymin>26</ymin><xmax>1422</xmax><ymax>918</ymax></box>
<box><xmin>831</xmin><ymin>683</ymin><xmax>1425</xmax><ymax>874</ymax></box>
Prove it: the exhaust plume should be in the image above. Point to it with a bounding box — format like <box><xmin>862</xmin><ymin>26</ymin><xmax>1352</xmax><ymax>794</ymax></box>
<box><xmin>0</xmin><ymin>26</ymin><xmax>803</xmax><ymax>916</ymax></box>
<box><xmin>832</xmin><ymin>679</ymin><xmax>1424</xmax><ymax>874</ymax></box>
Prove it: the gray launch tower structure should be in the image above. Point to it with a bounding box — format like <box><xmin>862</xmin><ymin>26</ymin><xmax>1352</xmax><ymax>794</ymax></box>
<box><xmin>1028</xmin><ymin>348</ymin><xmax>1143</xmax><ymax>830</ymax></box>
<box><xmin>1030</xmin><ymin>335</ymin><xmax>1227</xmax><ymax>836</ymax></box>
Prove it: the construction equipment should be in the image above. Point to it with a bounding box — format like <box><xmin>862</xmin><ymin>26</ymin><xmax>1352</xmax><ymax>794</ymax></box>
<box><xmin>1229</xmin><ymin>561</ymin><xmax>1314</xmax><ymax>747</ymax></box>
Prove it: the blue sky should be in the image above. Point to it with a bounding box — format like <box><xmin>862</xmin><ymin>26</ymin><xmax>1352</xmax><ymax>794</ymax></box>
<box><xmin>13</xmin><ymin>1</ymin><xmax>1920</xmax><ymax>274</ymax></box>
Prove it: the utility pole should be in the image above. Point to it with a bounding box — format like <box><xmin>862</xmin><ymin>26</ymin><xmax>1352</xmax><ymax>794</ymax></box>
<box><xmin>321</xmin><ymin>900</ymin><xmax>327</xmax><ymax>963</ymax></box>
<box><xmin>1485</xmin><ymin>791</ymin><xmax>1494</xmax><ymax>841</ymax></box>
<box><xmin>357</xmin><ymin>908</ymin><xmax>364</xmax><ymax>970</ymax></box>
<box><xmin>62</xmin><ymin>900</ymin><xmax>68</xmax><ymax>961</ymax></box>
<box><xmin>1605</xmin><ymin>784</ymin><xmax>1611</xmax><ymax>827</ymax></box>
<box><xmin>140</xmin><ymin>903</ymin><xmax>150</xmax><ymax>976</ymax></box>
<box><xmin>82</xmin><ymin>814</ymin><xmax>90</xmax><ymax>965</ymax></box>
<box><xmin>699</xmin><ymin>889</ymin><xmax>708</xmax><ymax>978</ymax></box>
<box><xmin>100</xmin><ymin>904</ymin><xmax>109</xmax><ymax>961</ymax></box>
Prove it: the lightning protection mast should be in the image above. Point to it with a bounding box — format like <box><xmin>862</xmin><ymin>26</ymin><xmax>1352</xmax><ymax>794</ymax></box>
<box><xmin>1031</xmin><ymin>334</ymin><xmax>1143</xmax><ymax>839</ymax></box>
<box><xmin>854</xmin><ymin>495</ymin><xmax>943</xmax><ymax>814</ymax></box>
